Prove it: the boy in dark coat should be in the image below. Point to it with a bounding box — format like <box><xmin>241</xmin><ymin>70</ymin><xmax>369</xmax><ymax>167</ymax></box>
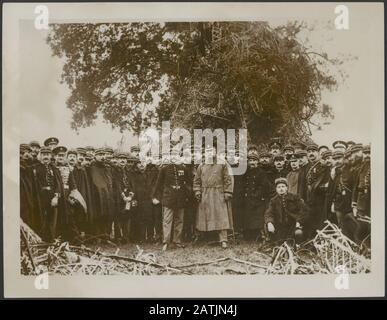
<box><xmin>265</xmin><ymin>178</ymin><xmax>309</xmax><ymax>242</ymax></box>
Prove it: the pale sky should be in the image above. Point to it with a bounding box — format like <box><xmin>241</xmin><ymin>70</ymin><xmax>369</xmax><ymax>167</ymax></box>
<box><xmin>18</xmin><ymin>17</ymin><xmax>376</xmax><ymax>149</ymax></box>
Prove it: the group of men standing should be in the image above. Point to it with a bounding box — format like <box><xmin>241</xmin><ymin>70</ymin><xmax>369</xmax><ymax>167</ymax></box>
<box><xmin>19</xmin><ymin>136</ymin><xmax>371</xmax><ymax>251</ymax></box>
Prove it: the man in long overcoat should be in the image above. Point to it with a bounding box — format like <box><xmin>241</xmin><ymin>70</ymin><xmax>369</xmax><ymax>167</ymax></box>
<box><xmin>193</xmin><ymin>145</ymin><xmax>233</xmax><ymax>248</ymax></box>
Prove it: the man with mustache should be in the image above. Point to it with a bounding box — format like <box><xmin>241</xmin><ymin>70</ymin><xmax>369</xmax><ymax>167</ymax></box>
<box><xmin>31</xmin><ymin>146</ymin><xmax>64</xmax><ymax>241</ymax></box>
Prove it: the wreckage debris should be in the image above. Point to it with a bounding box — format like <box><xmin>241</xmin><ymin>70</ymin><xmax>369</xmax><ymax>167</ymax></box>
<box><xmin>20</xmin><ymin>219</ymin><xmax>370</xmax><ymax>276</ymax></box>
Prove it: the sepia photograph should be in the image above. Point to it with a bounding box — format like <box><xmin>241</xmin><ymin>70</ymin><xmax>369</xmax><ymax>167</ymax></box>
<box><xmin>2</xmin><ymin>2</ymin><xmax>384</xmax><ymax>298</ymax></box>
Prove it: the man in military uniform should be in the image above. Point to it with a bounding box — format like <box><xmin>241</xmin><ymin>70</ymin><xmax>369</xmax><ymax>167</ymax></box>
<box><xmin>351</xmin><ymin>144</ymin><xmax>371</xmax><ymax>245</ymax></box>
<box><xmin>88</xmin><ymin>148</ymin><xmax>116</xmax><ymax>236</ymax></box>
<box><xmin>327</xmin><ymin>150</ymin><xmax>357</xmax><ymax>237</ymax></box>
<box><xmin>193</xmin><ymin>145</ymin><xmax>233</xmax><ymax>249</ymax></box>
<box><xmin>332</xmin><ymin>140</ymin><xmax>347</xmax><ymax>152</ymax></box>
<box><xmin>31</xmin><ymin>146</ymin><xmax>64</xmax><ymax>241</ymax></box>
<box><xmin>268</xmin><ymin>141</ymin><xmax>282</xmax><ymax>157</ymax></box>
<box><xmin>259</xmin><ymin>151</ymin><xmax>273</xmax><ymax>175</ymax></box>
<box><xmin>242</xmin><ymin>153</ymin><xmax>271</xmax><ymax>241</ymax></box>
<box><xmin>283</xmin><ymin>144</ymin><xmax>295</xmax><ymax>170</ymax></box>
<box><xmin>267</xmin><ymin>154</ymin><xmax>289</xmax><ymax>189</ymax></box>
<box><xmin>318</xmin><ymin>145</ymin><xmax>329</xmax><ymax>157</ymax></box>
<box><xmin>76</xmin><ymin>147</ymin><xmax>87</xmax><ymax>166</ymax></box>
<box><xmin>292</xmin><ymin>141</ymin><xmax>306</xmax><ymax>153</ymax></box>
<box><xmin>29</xmin><ymin>141</ymin><xmax>41</xmax><ymax>165</ymax></box>
<box><xmin>265</xmin><ymin>177</ymin><xmax>309</xmax><ymax>243</ymax></box>
<box><xmin>286</xmin><ymin>154</ymin><xmax>307</xmax><ymax>200</ymax></box>
<box><xmin>305</xmin><ymin>149</ymin><xmax>333</xmax><ymax>238</ymax></box>
<box><xmin>153</xmin><ymin>148</ymin><xmax>190</xmax><ymax>251</ymax></box>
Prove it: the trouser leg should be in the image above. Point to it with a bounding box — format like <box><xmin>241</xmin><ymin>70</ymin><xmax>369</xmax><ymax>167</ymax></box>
<box><xmin>172</xmin><ymin>208</ymin><xmax>184</xmax><ymax>244</ymax></box>
<box><xmin>218</xmin><ymin>229</ymin><xmax>228</xmax><ymax>242</ymax></box>
<box><xmin>162</xmin><ymin>207</ymin><xmax>173</xmax><ymax>244</ymax></box>
<box><xmin>335</xmin><ymin>210</ymin><xmax>345</xmax><ymax>230</ymax></box>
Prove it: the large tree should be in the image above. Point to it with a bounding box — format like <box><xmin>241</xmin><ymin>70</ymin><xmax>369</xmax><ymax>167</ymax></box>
<box><xmin>47</xmin><ymin>21</ymin><xmax>343</xmax><ymax>144</ymax></box>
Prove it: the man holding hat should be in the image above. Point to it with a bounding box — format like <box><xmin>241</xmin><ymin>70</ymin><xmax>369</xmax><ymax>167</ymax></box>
<box><xmin>264</xmin><ymin>177</ymin><xmax>308</xmax><ymax>242</ymax></box>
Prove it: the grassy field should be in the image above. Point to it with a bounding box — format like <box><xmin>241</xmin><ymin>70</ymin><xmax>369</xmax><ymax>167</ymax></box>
<box><xmin>88</xmin><ymin>237</ymin><xmax>275</xmax><ymax>275</ymax></box>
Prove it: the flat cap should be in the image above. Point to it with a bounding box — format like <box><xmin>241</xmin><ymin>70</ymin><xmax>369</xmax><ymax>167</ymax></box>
<box><xmin>306</xmin><ymin>143</ymin><xmax>319</xmax><ymax>152</ymax></box>
<box><xmin>259</xmin><ymin>151</ymin><xmax>272</xmax><ymax>158</ymax></box>
<box><xmin>53</xmin><ymin>146</ymin><xmax>67</xmax><ymax>154</ymax></box>
<box><xmin>283</xmin><ymin>144</ymin><xmax>294</xmax><ymax>152</ymax></box>
<box><xmin>295</xmin><ymin>150</ymin><xmax>307</xmax><ymax>157</ymax></box>
<box><xmin>44</xmin><ymin>137</ymin><xmax>59</xmax><ymax>147</ymax></box>
<box><xmin>20</xmin><ymin>143</ymin><xmax>31</xmax><ymax>152</ymax></box>
<box><xmin>67</xmin><ymin>149</ymin><xmax>78</xmax><ymax>156</ymax></box>
<box><xmin>363</xmin><ymin>144</ymin><xmax>371</xmax><ymax>153</ymax></box>
<box><xmin>130</xmin><ymin>146</ymin><xmax>140</xmax><ymax>152</ymax></box>
<box><xmin>95</xmin><ymin>148</ymin><xmax>105</xmax><ymax>155</ymax></box>
<box><xmin>39</xmin><ymin>146</ymin><xmax>52</xmax><ymax>154</ymax></box>
<box><xmin>332</xmin><ymin>140</ymin><xmax>347</xmax><ymax>149</ymax></box>
<box><xmin>76</xmin><ymin>147</ymin><xmax>87</xmax><ymax>155</ymax></box>
<box><xmin>85</xmin><ymin>146</ymin><xmax>95</xmax><ymax>152</ymax></box>
<box><xmin>104</xmin><ymin>147</ymin><xmax>114</xmax><ymax>154</ymax></box>
<box><xmin>247</xmin><ymin>153</ymin><xmax>259</xmax><ymax>161</ymax></box>
<box><xmin>29</xmin><ymin>141</ymin><xmax>41</xmax><ymax>148</ymax></box>
<box><xmin>275</xmin><ymin>177</ymin><xmax>288</xmax><ymax>187</ymax></box>
<box><xmin>321</xmin><ymin>150</ymin><xmax>332</xmax><ymax>159</ymax></box>
<box><xmin>289</xmin><ymin>154</ymin><xmax>298</xmax><ymax>162</ymax></box>
<box><xmin>273</xmin><ymin>154</ymin><xmax>285</xmax><ymax>161</ymax></box>
<box><xmin>349</xmin><ymin>143</ymin><xmax>363</xmax><ymax>153</ymax></box>
<box><xmin>318</xmin><ymin>145</ymin><xmax>329</xmax><ymax>152</ymax></box>
<box><xmin>332</xmin><ymin>150</ymin><xmax>345</xmax><ymax>159</ymax></box>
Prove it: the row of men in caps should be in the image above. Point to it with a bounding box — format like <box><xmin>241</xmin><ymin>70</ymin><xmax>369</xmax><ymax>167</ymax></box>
<box><xmin>20</xmin><ymin>136</ymin><xmax>166</xmax><ymax>244</ymax></box>
<box><xmin>20</xmin><ymin>136</ymin><xmax>371</xmax><ymax>248</ymax></box>
<box><xmin>232</xmin><ymin>139</ymin><xmax>371</xmax><ymax>245</ymax></box>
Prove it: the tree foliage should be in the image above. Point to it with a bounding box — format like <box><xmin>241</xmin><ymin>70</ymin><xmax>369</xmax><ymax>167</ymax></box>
<box><xmin>47</xmin><ymin>21</ymin><xmax>343</xmax><ymax>143</ymax></box>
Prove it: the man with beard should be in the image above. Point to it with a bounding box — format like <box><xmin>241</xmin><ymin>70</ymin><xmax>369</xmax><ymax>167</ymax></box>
<box><xmin>351</xmin><ymin>144</ymin><xmax>371</xmax><ymax>245</ymax></box>
<box><xmin>29</xmin><ymin>141</ymin><xmax>41</xmax><ymax>165</ymax></box>
<box><xmin>305</xmin><ymin>150</ymin><xmax>333</xmax><ymax>238</ymax></box>
<box><xmin>31</xmin><ymin>146</ymin><xmax>64</xmax><ymax>241</ymax></box>
<box><xmin>20</xmin><ymin>144</ymin><xmax>40</xmax><ymax>231</ymax></box>
<box><xmin>153</xmin><ymin>148</ymin><xmax>190</xmax><ymax>251</ymax></box>
<box><xmin>67</xmin><ymin>149</ymin><xmax>91</xmax><ymax>237</ymax></box>
<box><xmin>193</xmin><ymin>145</ymin><xmax>233</xmax><ymax>249</ymax></box>
<box><xmin>242</xmin><ymin>153</ymin><xmax>271</xmax><ymax>241</ymax></box>
<box><xmin>87</xmin><ymin>148</ymin><xmax>115</xmax><ymax>236</ymax></box>
<box><xmin>53</xmin><ymin>146</ymin><xmax>82</xmax><ymax>240</ymax></box>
